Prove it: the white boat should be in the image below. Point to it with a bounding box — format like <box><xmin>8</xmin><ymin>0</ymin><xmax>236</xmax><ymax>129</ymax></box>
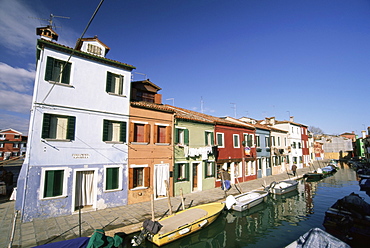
<box><xmin>265</xmin><ymin>180</ymin><xmax>298</xmax><ymax>195</ymax></box>
<box><xmin>225</xmin><ymin>190</ymin><xmax>269</xmax><ymax>212</ymax></box>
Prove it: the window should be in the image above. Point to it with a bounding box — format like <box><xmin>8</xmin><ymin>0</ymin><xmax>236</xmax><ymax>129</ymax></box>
<box><xmin>265</xmin><ymin>136</ymin><xmax>270</xmax><ymax>147</ymax></box>
<box><xmin>245</xmin><ymin>161</ymin><xmax>255</xmax><ymax>176</ymax></box>
<box><xmin>0</xmin><ymin>143</ymin><xmax>4</xmax><ymax>148</ymax></box>
<box><xmin>129</xmin><ymin>165</ymin><xmax>150</xmax><ymax>189</ymax></box>
<box><xmin>45</xmin><ymin>56</ymin><xmax>71</xmax><ymax>84</ymax></box>
<box><xmin>0</xmin><ymin>152</ymin><xmax>2</xmax><ymax>157</ymax></box>
<box><xmin>14</xmin><ymin>135</ymin><xmax>20</xmax><ymax>139</ymax></box>
<box><xmin>293</xmin><ymin>157</ymin><xmax>297</xmax><ymax>164</ymax></box>
<box><xmin>131</xmin><ymin>122</ymin><xmax>150</xmax><ymax>143</ymax></box>
<box><xmin>205</xmin><ymin>131</ymin><xmax>214</xmax><ymax>146</ymax></box>
<box><xmin>205</xmin><ymin>161</ymin><xmax>215</xmax><ymax>178</ymax></box>
<box><xmin>12</xmin><ymin>152</ymin><xmax>19</xmax><ymax>156</ymax></box>
<box><xmin>277</xmin><ymin>137</ymin><xmax>281</xmax><ymax>146</ymax></box>
<box><xmin>103</xmin><ymin>120</ymin><xmax>126</xmax><ymax>143</ymax></box>
<box><xmin>105</xmin><ymin>167</ymin><xmax>122</xmax><ymax>191</ymax></box>
<box><xmin>87</xmin><ymin>44</ymin><xmax>102</xmax><ymax>55</ymax></box>
<box><xmin>233</xmin><ymin>134</ymin><xmax>240</xmax><ymax>148</ymax></box>
<box><xmin>136</xmin><ymin>91</ymin><xmax>155</xmax><ymax>102</ymax></box>
<box><xmin>155</xmin><ymin>124</ymin><xmax>171</xmax><ymax>144</ymax></box>
<box><xmin>271</xmin><ymin>136</ymin><xmax>275</xmax><ymax>146</ymax></box>
<box><xmin>42</xmin><ymin>113</ymin><xmax>76</xmax><ymax>140</ymax></box>
<box><xmin>216</xmin><ymin>133</ymin><xmax>224</xmax><ymax>148</ymax></box>
<box><xmin>41</xmin><ymin>169</ymin><xmax>66</xmax><ymax>198</ymax></box>
<box><xmin>257</xmin><ymin>158</ymin><xmax>262</xmax><ymax>170</ymax></box>
<box><xmin>13</xmin><ymin>143</ymin><xmax>19</xmax><ymax>148</ymax></box>
<box><xmin>298</xmin><ymin>142</ymin><xmax>301</xmax><ymax>149</ymax></box>
<box><xmin>292</xmin><ymin>142</ymin><xmax>296</xmax><ymax>149</ymax></box>
<box><xmin>175</xmin><ymin>163</ymin><xmax>189</xmax><ymax>182</ymax></box>
<box><xmin>106</xmin><ymin>72</ymin><xmax>124</xmax><ymax>95</ymax></box>
<box><xmin>0</xmin><ymin>134</ymin><xmax>5</xmax><ymax>139</ymax></box>
<box><xmin>175</xmin><ymin>128</ymin><xmax>189</xmax><ymax>145</ymax></box>
<box><xmin>256</xmin><ymin>135</ymin><xmax>260</xmax><ymax>147</ymax></box>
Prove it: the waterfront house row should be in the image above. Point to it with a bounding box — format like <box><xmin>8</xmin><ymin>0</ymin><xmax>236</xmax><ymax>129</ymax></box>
<box><xmin>15</xmin><ymin>27</ymin><xmax>314</xmax><ymax>221</ymax></box>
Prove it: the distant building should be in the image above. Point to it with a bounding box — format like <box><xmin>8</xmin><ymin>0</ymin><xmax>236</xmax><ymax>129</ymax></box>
<box><xmin>0</xmin><ymin>129</ymin><xmax>27</xmax><ymax>161</ymax></box>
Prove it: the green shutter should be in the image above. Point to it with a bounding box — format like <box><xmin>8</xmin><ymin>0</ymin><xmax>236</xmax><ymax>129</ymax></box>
<box><xmin>106</xmin><ymin>72</ymin><xmax>112</xmax><ymax>93</ymax></box>
<box><xmin>67</xmin><ymin>116</ymin><xmax>76</xmax><ymax>140</ymax></box>
<box><xmin>184</xmin><ymin>129</ymin><xmax>189</xmax><ymax>145</ymax></box>
<box><xmin>44</xmin><ymin>170</ymin><xmax>63</xmax><ymax>197</ymax></box>
<box><xmin>106</xmin><ymin>168</ymin><xmax>118</xmax><ymax>190</ymax></box>
<box><xmin>120</xmin><ymin>122</ymin><xmax>127</xmax><ymax>142</ymax></box>
<box><xmin>42</xmin><ymin>114</ymin><xmax>51</xmax><ymax>139</ymax></box>
<box><xmin>175</xmin><ymin>129</ymin><xmax>179</xmax><ymax>144</ymax></box>
<box><xmin>103</xmin><ymin>120</ymin><xmax>109</xmax><ymax>141</ymax></box>
<box><xmin>205</xmin><ymin>132</ymin><xmax>208</xmax><ymax>146</ymax></box>
<box><xmin>45</xmin><ymin>57</ymin><xmax>54</xmax><ymax>81</ymax></box>
<box><xmin>211</xmin><ymin>132</ymin><xmax>214</xmax><ymax>145</ymax></box>
<box><xmin>61</xmin><ymin>62</ymin><xmax>71</xmax><ymax>84</ymax></box>
<box><xmin>174</xmin><ymin>164</ymin><xmax>179</xmax><ymax>182</ymax></box>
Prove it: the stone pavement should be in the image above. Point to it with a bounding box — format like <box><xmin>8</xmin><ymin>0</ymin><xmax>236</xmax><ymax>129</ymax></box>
<box><xmin>1</xmin><ymin>166</ymin><xmax>313</xmax><ymax>248</ymax></box>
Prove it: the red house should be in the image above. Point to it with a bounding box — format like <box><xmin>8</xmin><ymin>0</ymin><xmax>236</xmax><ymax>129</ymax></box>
<box><xmin>0</xmin><ymin>129</ymin><xmax>27</xmax><ymax>161</ymax></box>
<box><xmin>301</xmin><ymin>125</ymin><xmax>309</xmax><ymax>167</ymax></box>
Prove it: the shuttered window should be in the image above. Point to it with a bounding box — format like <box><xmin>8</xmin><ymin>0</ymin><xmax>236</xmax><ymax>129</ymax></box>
<box><xmin>45</xmin><ymin>57</ymin><xmax>71</xmax><ymax>84</ymax></box>
<box><xmin>103</xmin><ymin>120</ymin><xmax>126</xmax><ymax>143</ymax></box>
<box><xmin>42</xmin><ymin>113</ymin><xmax>76</xmax><ymax>140</ymax></box>
<box><xmin>106</xmin><ymin>167</ymin><xmax>119</xmax><ymax>190</ymax></box>
<box><xmin>106</xmin><ymin>72</ymin><xmax>124</xmax><ymax>95</ymax></box>
<box><xmin>205</xmin><ymin>161</ymin><xmax>215</xmax><ymax>178</ymax></box>
<box><xmin>129</xmin><ymin>166</ymin><xmax>150</xmax><ymax>189</ymax></box>
<box><xmin>174</xmin><ymin>163</ymin><xmax>189</xmax><ymax>182</ymax></box>
<box><xmin>205</xmin><ymin>131</ymin><xmax>214</xmax><ymax>146</ymax></box>
<box><xmin>155</xmin><ymin>125</ymin><xmax>171</xmax><ymax>144</ymax></box>
<box><xmin>44</xmin><ymin>170</ymin><xmax>64</xmax><ymax>198</ymax></box>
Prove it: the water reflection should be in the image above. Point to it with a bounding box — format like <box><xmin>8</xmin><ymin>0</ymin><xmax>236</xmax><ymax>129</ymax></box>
<box><xmin>127</xmin><ymin>166</ymin><xmax>369</xmax><ymax>247</ymax></box>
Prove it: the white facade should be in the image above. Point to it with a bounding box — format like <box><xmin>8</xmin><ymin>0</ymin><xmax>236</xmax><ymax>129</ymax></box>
<box><xmin>16</xmin><ymin>32</ymin><xmax>135</xmax><ymax>221</ymax></box>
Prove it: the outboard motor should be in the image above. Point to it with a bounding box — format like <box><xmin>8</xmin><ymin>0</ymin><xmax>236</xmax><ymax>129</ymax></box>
<box><xmin>131</xmin><ymin>219</ymin><xmax>163</xmax><ymax>246</ymax></box>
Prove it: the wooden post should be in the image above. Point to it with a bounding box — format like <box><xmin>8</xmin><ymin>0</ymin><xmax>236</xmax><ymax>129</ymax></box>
<box><xmin>165</xmin><ymin>180</ymin><xmax>172</xmax><ymax>215</ymax></box>
<box><xmin>180</xmin><ymin>188</ymin><xmax>185</xmax><ymax>211</ymax></box>
<box><xmin>151</xmin><ymin>194</ymin><xmax>155</xmax><ymax>221</ymax></box>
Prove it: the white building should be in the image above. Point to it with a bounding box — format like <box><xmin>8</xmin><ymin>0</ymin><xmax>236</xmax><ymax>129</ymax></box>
<box><xmin>16</xmin><ymin>27</ymin><xmax>135</xmax><ymax>221</ymax></box>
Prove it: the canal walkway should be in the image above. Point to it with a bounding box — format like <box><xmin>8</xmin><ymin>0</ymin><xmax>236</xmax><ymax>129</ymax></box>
<box><xmin>1</xmin><ymin>166</ymin><xmax>313</xmax><ymax>248</ymax></box>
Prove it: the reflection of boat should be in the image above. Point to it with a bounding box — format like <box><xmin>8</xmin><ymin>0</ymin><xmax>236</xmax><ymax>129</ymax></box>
<box><xmin>270</xmin><ymin>189</ymin><xmax>299</xmax><ymax>201</ymax></box>
<box><xmin>323</xmin><ymin>192</ymin><xmax>370</xmax><ymax>244</ymax></box>
<box><xmin>321</xmin><ymin>166</ymin><xmax>337</xmax><ymax>175</ymax></box>
<box><xmin>229</xmin><ymin>201</ymin><xmax>268</xmax><ymax>218</ymax></box>
<box><xmin>264</xmin><ymin>180</ymin><xmax>298</xmax><ymax>195</ymax></box>
<box><xmin>132</xmin><ymin>202</ymin><xmax>225</xmax><ymax>247</ymax></box>
<box><xmin>225</xmin><ymin>190</ymin><xmax>269</xmax><ymax>212</ymax></box>
<box><xmin>303</xmin><ymin>172</ymin><xmax>324</xmax><ymax>181</ymax></box>
<box><xmin>285</xmin><ymin>227</ymin><xmax>350</xmax><ymax>248</ymax></box>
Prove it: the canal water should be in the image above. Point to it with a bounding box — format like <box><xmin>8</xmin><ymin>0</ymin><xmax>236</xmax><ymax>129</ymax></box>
<box><xmin>126</xmin><ymin>163</ymin><xmax>368</xmax><ymax>247</ymax></box>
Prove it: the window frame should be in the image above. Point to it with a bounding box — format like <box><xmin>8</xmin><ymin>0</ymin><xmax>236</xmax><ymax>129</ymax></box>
<box><xmin>174</xmin><ymin>162</ymin><xmax>190</xmax><ymax>182</ymax></box>
<box><xmin>106</xmin><ymin>71</ymin><xmax>125</xmax><ymax>96</ymax></box>
<box><xmin>233</xmin><ymin>134</ymin><xmax>240</xmax><ymax>148</ymax></box>
<box><xmin>103</xmin><ymin>119</ymin><xmax>127</xmax><ymax>143</ymax></box>
<box><xmin>204</xmin><ymin>161</ymin><xmax>215</xmax><ymax>178</ymax></box>
<box><xmin>45</xmin><ymin>56</ymin><xmax>72</xmax><ymax>85</ymax></box>
<box><xmin>130</xmin><ymin>121</ymin><xmax>150</xmax><ymax>144</ymax></box>
<box><xmin>205</xmin><ymin>130</ymin><xmax>214</xmax><ymax>146</ymax></box>
<box><xmin>129</xmin><ymin>164</ymin><xmax>150</xmax><ymax>190</ymax></box>
<box><xmin>216</xmin><ymin>132</ymin><xmax>224</xmax><ymax>148</ymax></box>
<box><xmin>175</xmin><ymin>127</ymin><xmax>189</xmax><ymax>146</ymax></box>
<box><xmin>40</xmin><ymin>167</ymin><xmax>68</xmax><ymax>199</ymax></box>
<box><xmin>42</xmin><ymin>113</ymin><xmax>76</xmax><ymax>141</ymax></box>
<box><xmin>154</xmin><ymin>123</ymin><xmax>171</xmax><ymax>145</ymax></box>
<box><xmin>104</xmin><ymin>165</ymin><xmax>123</xmax><ymax>192</ymax></box>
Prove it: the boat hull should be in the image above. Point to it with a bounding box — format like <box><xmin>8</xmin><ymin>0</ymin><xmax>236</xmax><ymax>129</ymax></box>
<box><xmin>269</xmin><ymin>180</ymin><xmax>298</xmax><ymax>195</ymax></box>
<box><xmin>148</xmin><ymin>202</ymin><xmax>225</xmax><ymax>246</ymax></box>
<box><xmin>231</xmin><ymin>190</ymin><xmax>269</xmax><ymax>212</ymax></box>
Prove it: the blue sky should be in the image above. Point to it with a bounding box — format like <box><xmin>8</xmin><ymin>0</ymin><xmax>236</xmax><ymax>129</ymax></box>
<box><xmin>1</xmin><ymin>0</ymin><xmax>370</xmax><ymax>136</ymax></box>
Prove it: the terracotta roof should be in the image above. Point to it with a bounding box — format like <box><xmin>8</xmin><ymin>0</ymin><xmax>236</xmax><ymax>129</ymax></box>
<box><xmin>38</xmin><ymin>39</ymin><xmax>135</xmax><ymax>71</ymax></box>
<box><xmin>130</xmin><ymin>101</ymin><xmax>174</xmax><ymax>113</ymax></box>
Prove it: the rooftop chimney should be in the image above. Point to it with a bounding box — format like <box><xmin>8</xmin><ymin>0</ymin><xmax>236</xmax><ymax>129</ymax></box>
<box><xmin>290</xmin><ymin>116</ymin><xmax>294</xmax><ymax>122</ymax></box>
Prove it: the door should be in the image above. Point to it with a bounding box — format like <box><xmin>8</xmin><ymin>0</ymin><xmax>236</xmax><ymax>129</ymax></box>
<box><xmin>154</xmin><ymin>164</ymin><xmax>169</xmax><ymax>198</ymax></box>
<box><xmin>192</xmin><ymin>163</ymin><xmax>198</xmax><ymax>191</ymax></box>
<box><xmin>75</xmin><ymin>170</ymin><xmax>95</xmax><ymax>211</ymax></box>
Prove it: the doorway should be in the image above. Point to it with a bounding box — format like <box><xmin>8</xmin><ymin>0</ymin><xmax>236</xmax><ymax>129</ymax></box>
<box><xmin>154</xmin><ymin>164</ymin><xmax>169</xmax><ymax>199</ymax></box>
<box><xmin>75</xmin><ymin>170</ymin><xmax>95</xmax><ymax>211</ymax></box>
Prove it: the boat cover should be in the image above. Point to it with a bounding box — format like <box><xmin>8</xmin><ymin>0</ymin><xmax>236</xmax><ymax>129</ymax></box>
<box><xmin>331</xmin><ymin>192</ymin><xmax>370</xmax><ymax>217</ymax></box>
<box><xmin>295</xmin><ymin>228</ymin><xmax>350</xmax><ymax>248</ymax></box>
<box><xmin>32</xmin><ymin>237</ymin><xmax>89</xmax><ymax>248</ymax></box>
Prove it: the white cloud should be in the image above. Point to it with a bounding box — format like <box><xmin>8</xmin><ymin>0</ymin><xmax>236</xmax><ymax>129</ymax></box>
<box><xmin>0</xmin><ymin>0</ymin><xmax>42</xmax><ymax>54</ymax></box>
<box><xmin>0</xmin><ymin>62</ymin><xmax>35</xmax><ymax>93</ymax></box>
<box><xmin>0</xmin><ymin>113</ymin><xmax>30</xmax><ymax>134</ymax></box>
<box><xmin>0</xmin><ymin>90</ymin><xmax>32</xmax><ymax>114</ymax></box>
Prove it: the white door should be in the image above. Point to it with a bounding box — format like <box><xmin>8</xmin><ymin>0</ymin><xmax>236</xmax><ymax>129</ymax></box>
<box><xmin>154</xmin><ymin>164</ymin><xmax>169</xmax><ymax>198</ymax></box>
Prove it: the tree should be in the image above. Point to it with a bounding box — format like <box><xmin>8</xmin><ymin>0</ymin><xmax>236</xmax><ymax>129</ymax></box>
<box><xmin>309</xmin><ymin>126</ymin><xmax>324</xmax><ymax>135</ymax></box>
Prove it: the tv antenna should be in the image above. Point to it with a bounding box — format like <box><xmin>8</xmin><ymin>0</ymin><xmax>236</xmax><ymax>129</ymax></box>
<box><xmin>30</xmin><ymin>13</ymin><xmax>70</xmax><ymax>29</ymax></box>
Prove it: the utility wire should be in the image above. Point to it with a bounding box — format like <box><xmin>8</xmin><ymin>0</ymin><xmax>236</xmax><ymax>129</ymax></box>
<box><xmin>42</xmin><ymin>0</ymin><xmax>105</xmax><ymax>103</ymax></box>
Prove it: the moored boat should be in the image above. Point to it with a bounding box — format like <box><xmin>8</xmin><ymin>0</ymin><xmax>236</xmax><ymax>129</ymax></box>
<box><xmin>264</xmin><ymin>180</ymin><xmax>298</xmax><ymax>195</ymax></box>
<box><xmin>303</xmin><ymin>171</ymin><xmax>324</xmax><ymax>181</ymax></box>
<box><xmin>132</xmin><ymin>202</ymin><xmax>225</xmax><ymax>247</ymax></box>
<box><xmin>225</xmin><ymin>190</ymin><xmax>269</xmax><ymax>212</ymax></box>
<box><xmin>285</xmin><ymin>227</ymin><xmax>350</xmax><ymax>248</ymax></box>
<box><xmin>359</xmin><ymin>178</ymin><xmax>370</xmax><ymax>191</ymax></box>
<box><xmin>323</xmin><ymin>192</ymin><xmax>370</xmax><ymax>245</ymax></box>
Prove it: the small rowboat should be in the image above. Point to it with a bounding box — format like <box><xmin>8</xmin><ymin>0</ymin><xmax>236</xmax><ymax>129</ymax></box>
<box><xmin>132</xmin><ymin>202</ymin><xmax>225</xmax><ymax>247</ymax></box>
<box><xmin>225</xmin><ymin>190</ymin><xmax>269</xmax><ymax>212</ymax></box>
<box><xmin>265</xmin><ymin>180</ymin><xmax>298</xmax><ymax>195</ymax></box>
